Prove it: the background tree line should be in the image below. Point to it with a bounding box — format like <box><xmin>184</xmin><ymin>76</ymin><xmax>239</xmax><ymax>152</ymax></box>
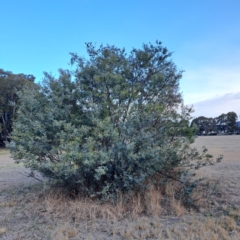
<box><xmin>0</xmin><ymin>69</ymin><xmax>35</xmax><ymax>146</ymax></box>
<box><xmin>191</xmin><ymin>112</ymin><xmax>239</xmax><ymax>136</ymax></box>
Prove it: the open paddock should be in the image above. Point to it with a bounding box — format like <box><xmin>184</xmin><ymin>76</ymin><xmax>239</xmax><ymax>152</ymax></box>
<box><xmin>0</xmin><ymin>136</ymin><xmax>240</xmax><ymax>239</ymax></box>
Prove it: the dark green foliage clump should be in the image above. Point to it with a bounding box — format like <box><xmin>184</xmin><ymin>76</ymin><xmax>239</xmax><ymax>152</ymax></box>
<box><xmin>8</xmin><ymin>42</ymin><xmax>220</xmax><ymax>202</ymax></box>
<box><xmin>192</xmin><ymin>112</ymin><xmax>238</xmax><ymax>135</ymax></box>
<box><xmin>0</xmin><ymin>69</ymin><xmax>35</xmax><ymax>146</ymax></box>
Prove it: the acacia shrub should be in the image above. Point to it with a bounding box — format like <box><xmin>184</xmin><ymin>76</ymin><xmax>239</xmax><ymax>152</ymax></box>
<box><xmin>8</xmin><ymin>42</ymin><xmax>220</xmax><ymax>202</ymax></box>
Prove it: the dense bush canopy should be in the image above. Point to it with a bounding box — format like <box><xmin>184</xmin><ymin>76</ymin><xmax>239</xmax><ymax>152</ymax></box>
<box><xmin>8</xmin><ymin>42</ymin><xmax>219</xmax><ymax>201</ymax></box>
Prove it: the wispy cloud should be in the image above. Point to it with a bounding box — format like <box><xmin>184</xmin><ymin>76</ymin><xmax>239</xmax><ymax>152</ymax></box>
<box><xmin>181</xmin><ymin>65</ymin><xmax>240</xmax><ymax>105</ymax></box>
<box><xmin>189</xmin><ymin>93</ymin><xmax>240</xmax><ymax>118</ymax></box>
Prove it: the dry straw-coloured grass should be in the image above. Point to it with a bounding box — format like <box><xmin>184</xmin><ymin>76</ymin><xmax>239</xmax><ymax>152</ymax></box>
<box><xmin>1</xmin><ymin>178</ymin><xmax>240</xmax><ymax>239</ymax></box>
<box><xmin>0</xmin><ymin>148</ymin><xmax>9</xmax><ymax>155</ymax></box>
<box><xmin>41</xmin><ymin>184</ymin><xmax>240</xmax><ymax>239</ymax></box>
<box><xmin>54</xmin><ymin>223</ymin><xmax>79</xmax><ymax>240</ymax></box>
<box><xmin>116</xmin><ymin>216</ymin><xmax>240</xmax><ymax>240</ymax></box>
<box><xmin>1</xmin><ymin>136</ymin><xmax>240</xmax><ymax>239</ymax></box>
<box><xmin>0</xmin><ymin>228</ymin><xmax>7</xmax><ymax>235</ymax></box>
<box><xmin>0</xmin><ymin>200</ymin><xmax>16</xmax><ymax>208</ymax></box>
<box><xmin>42</xmin><ymin>186</ymin><xmax>167</xmax><ymax>222</ymax></box>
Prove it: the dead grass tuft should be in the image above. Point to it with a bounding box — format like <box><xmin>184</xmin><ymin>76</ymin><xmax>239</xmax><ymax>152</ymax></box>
<box><xmin>41</xmin><ymin>186</ymin><xmax>165</xmax><ymax>221</ymax></box>
<box><xmin>119</xmin><ymin>216</ymin><xmax>240</xmax><ymax>240</ymax></box>
<box><xmin>171</xmin><ymin>197</ymin><xmax>186</xmax><ymax>216</ymax></box>
<box><xmin>54</xmin><ymin>223</ymin><xmax>78</xmax><ymax>240</ymax></box>
<box><xmin>0</xmin><ymin>227</ymin><xmax>6</xmax><ymax>235</ymax></box>
<box><xmin>0</xmin><ymin>200</ymin><xmax>16</xmax><ymax>208</ymax></box>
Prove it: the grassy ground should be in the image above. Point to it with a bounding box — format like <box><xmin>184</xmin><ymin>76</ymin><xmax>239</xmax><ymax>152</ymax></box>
<box><xmin>1</xmin><ymin>136</ymin><xmax>240</xmax><ymax>239</ymax></box>
<box><xmin>0</xmin><ymin>149</ymin><xmax>9</xmax><ymax>155</ymax></box>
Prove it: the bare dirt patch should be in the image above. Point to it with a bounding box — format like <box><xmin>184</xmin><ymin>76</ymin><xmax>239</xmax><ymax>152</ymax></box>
<box><xmin>1</xmin><ymin>137</ymin><xmax>240</xmax><ymax>239</ymax></box>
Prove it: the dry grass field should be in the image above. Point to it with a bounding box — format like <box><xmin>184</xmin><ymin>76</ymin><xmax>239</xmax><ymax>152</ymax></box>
<box><xmin>193</xmin><ymin>136</ymin><xmax>240</xmax><ymax>208</ymax></box>
<box><xmin>1</xmin><ymin>136</ymin><xmax>240</xmax><ymax>239</ymax></box>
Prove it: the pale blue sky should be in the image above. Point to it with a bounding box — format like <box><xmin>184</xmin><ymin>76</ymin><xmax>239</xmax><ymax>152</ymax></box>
<box><xmin>1</xmin><ymin>0</ymin><xmax>240</xmax><ymax>117</ymax></box>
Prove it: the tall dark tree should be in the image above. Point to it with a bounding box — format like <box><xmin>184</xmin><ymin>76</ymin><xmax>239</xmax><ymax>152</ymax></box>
<box><xmin>0</xmin><ymin>69</ymin><xmax>35</xmax><ymax>146</ymax></box>
<box><xmin>191</xmin><ymin>116</ymin><xmax>217</xmax><ymax>135</ymax></box>
<box><xmin>226</xmin><ymin>112</ymin><xmax>238</xmax><ymax>134</ymax></box>
<box><xmin>215</xmin><ymin>112</ymin><xmax>238</xmax><ymax>134</ymax></box>
<box><xmin>215</xmin><ymin>113</ymin><xmax>228</xmax><ymax>133</ymax></box>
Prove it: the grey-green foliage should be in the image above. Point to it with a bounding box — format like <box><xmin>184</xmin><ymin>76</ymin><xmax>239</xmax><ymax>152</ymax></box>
<box><xmin>8</xmin><ymin>42</ymin><xmax>221</xmax><ymax>201</ymax></box>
